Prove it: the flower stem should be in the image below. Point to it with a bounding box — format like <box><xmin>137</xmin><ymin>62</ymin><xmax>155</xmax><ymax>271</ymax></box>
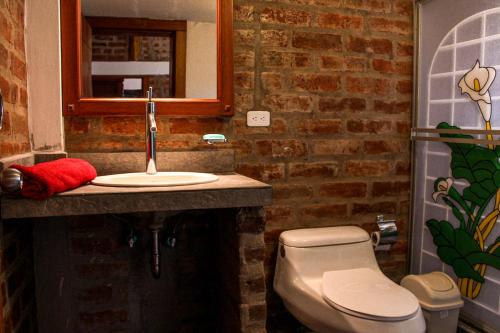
<box><xmin>486</xmin><ymin>121</ymin><xmax>494</xmax><ymax>150</ymax></box>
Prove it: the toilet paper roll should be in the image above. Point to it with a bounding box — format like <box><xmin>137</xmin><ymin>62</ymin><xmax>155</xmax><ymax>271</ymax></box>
<box><xmin>371</xmin><ymin>219</ymin><xmax>398</xmax><ymax>250</ymax></box>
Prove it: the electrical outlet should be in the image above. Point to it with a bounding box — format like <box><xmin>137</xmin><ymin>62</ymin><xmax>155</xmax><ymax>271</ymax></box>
<box><xmin>247</xmin><ymin>111</ymin><xmax>270</xmax><ymax>127</ymax></box>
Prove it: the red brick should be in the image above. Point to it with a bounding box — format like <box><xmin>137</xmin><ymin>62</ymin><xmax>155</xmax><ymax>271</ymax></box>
<box><xmin>318</xmin><ymin>13</ymin><xmax>363</xmax><ymax>30</ymax></box>
<box><xmin>344</xmin><ymin>0</ymin><xmax>391</xmax><ymax>13</ymax></box>
<box><xmin>319</xmin><ymin>182</ymin><xmax>367</xmax><ymax>198</ymax></box>
<box><xmin>296</xmin><ymin>119</ymin><xmax>342</xmax><ymax>135</ymax></box>
<box><xmin>396</xmin><ymin>41</ymin><xmax>413</xmax><ymax>57</ymax></box>
<box><xmin>352</xmin><ymin>201</ymin><xmax>397</xmax><ymax>215</ymax></box>
<box><xmin>289</xmin><ymin>162</ymin><xmax>339</xmax><ymax>178</ymax></box>
<box><xmin>262</xmin><ymin>94</ymin><xmax>313</xmax><ymax>113</ymax></box>
<box><xmin>292</xmin><ymin>32</ymin><xmax>341</xmax><ymax>51</ymax></box>
<box><xmin>346</xmin><ymin>119</ymin><xmax>392</xmax><ymax>134</ymax></box>
<box><xmin>364</xmin><ymin>140</ymin><xmax>407</xmax><ymax>154</ymax></box>
<box><xmin>347</xmin><ymin>37</ymin><xmax>393</xmax><ymax>56</ymax></box>
<box><xmin>156</xmin><ymin>140</ymin><xmax>194</xmax><ymax>150</ymax></box>
<box><xmin>345</xmin><ymin>160</ymin><xmax>392</xmax><ymax>176</ymax></box>
<box><xmin>261</xmin><ymin>8</ymin><xmax>311</xmax><ymax>26</ymax></box>
<box><xmin>0</xmin><ymin>11</ymin><xmax>12</xmax><ymax>42</ymax></box>
<box><xmin>236</xmin><ymin>163</ymin><xmax>285</xmax><ymax>182</ymax></box>
<box><xmin>292</xmin><ymin>73</ymin><xmax>341</xmax><ymax>92</ymax></box>
<box><xmin>270</xmin><ymin>118</ymin><xmax>287</xmax><ymax>134</ymax></box>
<box><xmin>256</xmin><ymin>139</ymin><xmax>307</xmax><ymax>158</ymax></box>
<box><xmin>234</xmin><ymin>51</ymin><xmax>255</xmax><ymax>68</ymax></box>
<box><xmin>273</xmin><ymin>183</ymin><xmax>313</xmax><ymax>201</ymax></box>
<box><xmin>261</xmin><ymin>51</ymin><xmax>289</xmax><ymax>68</ymax></box>
<box><xmin>265</xmin><ymin>206</ymin><xmax>293</xmax><ymax>228</ymax></box>
<box><xmin>395</xmin><ymin>160</ymin><xmax>410</xmax><ymax>175</ymax></box>
<box><xmin>373</xmin><ymin>59</ymin><xmax>412</xmax><ymax>75</ymax></box>
<box><xmin>369</xmin><ymin>17</ymin><xmax>412</xmax><ymax>35</ymax></box>
<box><xmin>169</xmin><ymin>118</ymin><xmax>225</xmax><ymax>135</ymax></box>
<box><xmin>234</xmin><ymin>71</ymin><xmax>255</xmax><ymax>89</ymax></box>
<box><xmin>396</xmin><ymin>121</ymin><xmax>411</xmax><ymax>135</ymax></box>
<box><xmin>102</xmin><ymin>116</ymin><xmax>144</xmax><ymax>135</ymax></box>
<box><xmin>0</xmin><ymin>42</ymin><xmax>7</xmax><ymax>69</ymax></box>
<box><xmin>346</xmin><ymin>76</ymin><xmax>391</xmax><ymax>96</ymax></box>
<box><xmin>234</xmin><ymin>29</ymin><xmax>256</xmax><ymax>47</ymax></box>
<box><xmin>10</xmin><ymin>54</ymin><xmax>26</xmax><ymax>80</ymax></box>
<box><xmin>234</xmin><ymin>5</ymin><xmax>254</xmax><ymax>22</ymax></box>
<box><xmin>261</xmin><ymin>30</ymin><xmax>289</xmax><ymax>47</ymax></box>
<box><xmin>302</xmin><ymin>204</ymin><xmax>348</xmax><ymax>219</ymax></box>
<box><xmin>228</xmin><ymin>139</ymin><xmax>253</xmax><ymax>156</ymax></box>
<box><xmin>234</xmin><ymin>92</ymin><xmax>254</xmax><ymax>113</ymax></box>
<box><xmin>0</xmin><ymin>75</ymin><xmax>14</xmax><ymax>103</ymax></box>
<box><xmin>261</xmin><ymin>72</ymin><xmax>285</xmax><ymax>91</ymax></box>
<box><xmin>13</xmin><ymin>30</ymin><xmax>23</xmax><ymax>54</ymax></box>
<box><xmin>313</xmin><ymin>139</ymin><xmax>362</xmax><ymax>155</ymax></box>
<box><xmin>319</xmin><ymin>97</ymin><xmax>366</xmax><ymax>113</ymax></box>
<box><xmin>293</xmin><ymin>53</ymin><xmax>311</xmax><ymax>67</ymax></box>
<box><xmin>396</xmin><ymin>80</ymin><xmax>412</xmax><ymax>94</ymax></box>
<box><xmin>66</xmin><ymin>117</ymin><xmax>91</xmax><ymax>134</ymax></box>
<box><xmin>393</xmin><ymin>0</ymin><xmax>413</xmax><ymax>16</ymax></box>
<box><xmin>372</xmin><ymin>181</ymin><xmax>410</xmax><ymax>196</ymax></box>
<box><xmin>373</xmin><ymin>100</ymin><xmax>410</xmax><ymax>114</ymax></box>
<box><xmin>19</xmin><ymin>87</ymin><xmax>27</xmax><ymax>107</ymax></box>
<box><xmin>320</xmin><ymin>56</ymin><xmax>342</xmax><ymax>70</ymax></box>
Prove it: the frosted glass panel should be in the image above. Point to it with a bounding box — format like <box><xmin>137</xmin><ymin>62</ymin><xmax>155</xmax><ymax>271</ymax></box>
<box><xmin>414</xmin><ymin>3</ymin><xmax>500</xmax><ymax>329</ymax></box>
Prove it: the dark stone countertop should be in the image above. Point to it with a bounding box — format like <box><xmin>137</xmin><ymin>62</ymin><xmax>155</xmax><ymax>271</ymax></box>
<box><xmin>1</xmin><ymin>173</ymin><xmax>272</xmax><ymax>219</ymax></box>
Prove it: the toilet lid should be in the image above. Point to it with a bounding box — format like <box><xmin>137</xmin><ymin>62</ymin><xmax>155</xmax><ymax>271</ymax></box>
<box><xmin>322</xmin><ymin>268</ymin><xmax>420</xmax><ymax>322</ymax></box>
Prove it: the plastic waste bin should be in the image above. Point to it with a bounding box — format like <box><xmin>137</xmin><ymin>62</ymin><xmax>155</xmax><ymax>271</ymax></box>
<box><xmin>401</xmin><ymin>271</ymin><xmax>464</xmax><ymax>333</ymax></box>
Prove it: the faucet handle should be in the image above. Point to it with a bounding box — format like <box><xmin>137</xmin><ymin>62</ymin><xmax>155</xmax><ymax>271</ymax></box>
<box><xmin>203</xmin><ymin>134</ymin><xmax>227</xmax><ymax>144</ymax></box>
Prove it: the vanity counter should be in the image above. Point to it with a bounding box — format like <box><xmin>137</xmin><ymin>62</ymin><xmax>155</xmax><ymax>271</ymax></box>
<box><xmin>1</xmin><ymin>173</ymin><xmax>272</xmax><ymax>219</ymax></box>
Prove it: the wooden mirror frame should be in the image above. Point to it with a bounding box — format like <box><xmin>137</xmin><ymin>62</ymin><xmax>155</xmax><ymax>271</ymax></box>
<box><xmin>61</xmin><ymin>0</ymin><xmax>233</xmax><ymax>117</ymax></box>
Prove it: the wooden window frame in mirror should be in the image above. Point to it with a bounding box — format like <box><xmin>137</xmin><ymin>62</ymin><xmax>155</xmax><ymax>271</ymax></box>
<box><xmin>61</xmin><ymin>0</ymin><xmax>233</xmax><ymax>117</ymax></box>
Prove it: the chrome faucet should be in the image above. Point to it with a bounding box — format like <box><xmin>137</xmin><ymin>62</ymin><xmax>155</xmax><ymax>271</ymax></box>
<box><xmin>146</xmin><ymin>87</ymin><xmax>157</xmax><ymax>174</ymax></box>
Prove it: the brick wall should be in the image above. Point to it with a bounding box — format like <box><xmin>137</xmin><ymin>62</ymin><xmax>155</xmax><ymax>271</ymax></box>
<box><xmin>0</xmin><ymin>222</ymin><xmax>37</xmax><ymax>333</ymax></box>
<box><xmin>0</xmin><ymin>0</ymin><xmax>30</xmax><ymax>158</ymax></box>
<box><xmin>92</xmin><ymin>34</ymin><xmax>129</xmax><ymax>62</ymax></box>
<box><xmin>0</xmin><ymin>1</ymin><xmax>37</xmax><ymax>332</ymax></box>
<box><xmin>65</xmin><ymin>0</ymin><xmax>414</xmax><ymax>330</ymax></box>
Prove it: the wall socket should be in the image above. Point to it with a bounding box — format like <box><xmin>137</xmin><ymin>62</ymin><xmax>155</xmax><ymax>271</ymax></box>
<box><xmin>247</xmin><ymin>111</ymin><xmax>270</xmax><ymax>127</ymax></box>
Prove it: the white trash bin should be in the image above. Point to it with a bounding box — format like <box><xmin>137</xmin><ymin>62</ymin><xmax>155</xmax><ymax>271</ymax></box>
<box><xmin>401</xmin><ymin>272</ymin><xmax>464</xmax><ymax>333</ymax></box>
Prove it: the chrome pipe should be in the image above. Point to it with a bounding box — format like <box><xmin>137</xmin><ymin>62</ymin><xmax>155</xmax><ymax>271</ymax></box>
<box><xmin>146</xmin><ymin>87</ymin><xmax>157</xmax><ymax>175</ymax></box>
<box><xmin>151</xmin><ymin>228</ymin><xmax>161</xmax><ymax>279</ymax></box>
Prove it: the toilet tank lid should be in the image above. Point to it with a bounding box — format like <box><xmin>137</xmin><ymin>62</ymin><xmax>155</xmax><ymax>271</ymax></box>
<box><xmin>279</xmin><ymin>226</ymin><xmax>370</xmax><ymax>247</ymax></box>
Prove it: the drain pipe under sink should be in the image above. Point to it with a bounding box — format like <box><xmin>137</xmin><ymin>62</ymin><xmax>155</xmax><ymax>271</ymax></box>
<box><xmin>151</xmin><ymin>228</ymin><xmax>161</xmax><ymax>279</ymax></box>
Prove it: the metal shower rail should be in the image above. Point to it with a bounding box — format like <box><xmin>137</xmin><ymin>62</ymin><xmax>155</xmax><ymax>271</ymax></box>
<box><xmin>411</xmin><ymin>127</ymin><xmax>500</xmax><ymax>145</ymax></box>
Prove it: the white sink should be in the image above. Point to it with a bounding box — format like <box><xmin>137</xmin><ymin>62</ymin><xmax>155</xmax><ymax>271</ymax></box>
<box><xmin>91</xmin><ymin>172</ymin><xmax>219</xmax><ymax>187</ymax></box>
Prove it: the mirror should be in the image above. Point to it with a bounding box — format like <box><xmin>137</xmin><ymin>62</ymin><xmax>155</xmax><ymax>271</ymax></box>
<box><xmin>61</xmin><ymin>0</ymin><xmax>233</xmax><ymax>116</ymax></box>
<box><xmin>81</xmin><ymin>0</ymin><xmax>217</xmax><ymax>99</ymax></box>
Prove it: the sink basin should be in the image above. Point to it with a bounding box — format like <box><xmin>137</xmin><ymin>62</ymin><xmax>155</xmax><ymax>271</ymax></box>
<box><xmin>91</xmin><ymin>172</ymin><xmax>219</xmax><ymax>187</ymax></box>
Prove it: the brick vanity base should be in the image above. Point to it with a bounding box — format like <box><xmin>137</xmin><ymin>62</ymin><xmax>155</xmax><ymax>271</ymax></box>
<box><xmin>30</xmin><ymin>207</ymin><xmax>267</xmax><ymax>333</ymax></box>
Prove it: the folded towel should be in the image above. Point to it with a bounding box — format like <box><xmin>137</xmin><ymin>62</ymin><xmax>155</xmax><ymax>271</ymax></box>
<box><xmin>11</xmin><ymin>158</ymin><xmax>97</xmax><ymax>200</ymax></box>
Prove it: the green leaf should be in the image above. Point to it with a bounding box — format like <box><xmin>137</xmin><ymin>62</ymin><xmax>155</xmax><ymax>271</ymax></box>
<box><xmin>437</xmin><ymin>122</ymin><xmax>500</xmax><ymax>209</ymax></box>
<box><xmin>442</xmin><ymin>197</ymin><xmax>466</xmax><ymax>230</ymax></box>
<box><xmin>466</xmin><ymin>252</ymin><xmax>500</xmax><ymax>269</ymax></box>
<box><xmin>425</xmin><ymin>219</ymin><xmax>489</xmax><ymax>283</ymax></box>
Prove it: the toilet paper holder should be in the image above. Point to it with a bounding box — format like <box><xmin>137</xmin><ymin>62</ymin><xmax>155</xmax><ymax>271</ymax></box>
<box><xmin>371</xmin><ymin>215</ymin><xmax>398</xmax><ymax>249</ymax></box>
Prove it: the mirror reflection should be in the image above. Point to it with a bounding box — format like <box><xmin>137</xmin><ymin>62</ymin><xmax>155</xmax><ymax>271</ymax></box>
<box><xmin>81</xmin><ymin>0</ymin><xmax>217</xmax><ymax>99</ymax></box>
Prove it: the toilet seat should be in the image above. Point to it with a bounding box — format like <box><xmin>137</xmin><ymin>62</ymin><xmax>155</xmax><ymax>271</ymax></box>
<box><xmin>322</xmin><ymin>268</ymin><xmax>420</xmax><ymax>322</ymax></box>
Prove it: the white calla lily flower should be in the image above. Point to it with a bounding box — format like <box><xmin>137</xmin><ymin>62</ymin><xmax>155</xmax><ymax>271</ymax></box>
<box><xmin>458</xmin><ymin>61</ymin><xmax>495</xmax><ymax>122</ymax></box>
<box><xmin>432</xmin><ymin>177</ymin><xmax>454</xmax><ymax>202</ymax></box>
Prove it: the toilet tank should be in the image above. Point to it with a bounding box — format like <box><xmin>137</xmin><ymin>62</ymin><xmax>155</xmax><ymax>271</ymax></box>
<box><xmin>274</xmin><ymin>226</ymin><xmax>379</xmax><ymax>282</ymax></box>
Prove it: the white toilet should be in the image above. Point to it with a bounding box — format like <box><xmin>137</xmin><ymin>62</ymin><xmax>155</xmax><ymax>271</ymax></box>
<box><xmin>273</xmin><ymin>226</ymin><xmax>426</xmax><ymax>333</ymax></box>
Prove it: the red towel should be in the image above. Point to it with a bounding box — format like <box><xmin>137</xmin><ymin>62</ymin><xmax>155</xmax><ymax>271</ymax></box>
<box><xmin>11</xmin><ymin>158</ymin><xmax>97</xmax><ymax>200</ymax></box>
